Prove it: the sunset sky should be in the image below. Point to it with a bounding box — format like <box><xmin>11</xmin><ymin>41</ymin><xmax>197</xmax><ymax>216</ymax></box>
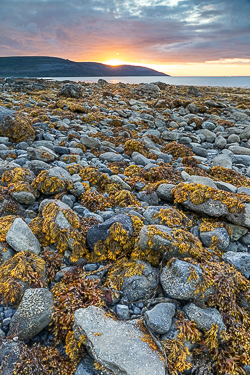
<box><xmin>0</xmin><ymin>0</ymin><xmax>250</xmax><ymax>76</ymax></box>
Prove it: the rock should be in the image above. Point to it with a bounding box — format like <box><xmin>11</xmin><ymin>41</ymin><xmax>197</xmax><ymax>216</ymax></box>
<box><xmin>227</xmin><ymin>224</ymin><xmax>248</xmax><ymax>241</ymax></box>
<box><xmin>233</xmin><ymin>155</ymin><xmax>250</xmax><ymax>166</ymax></box>
<box><xmin>137</xmin><ymin>190</ymin><xmax>159</xmax><ymax>206</ymax></box>
<box><xmin>239</xmin><ymin>232</ymin><xmax>250</xmax><ymax>245</ymax></box>
<box><xmin>201</xmin><ymin>122</ymin><xmax>216</xmax><ymax>131</ymax></box>
<box><xmin>132</xmin><ymin>83</ymin><xmax>162</xmax><ymax>99</ymax></box>
<box><xmin>238</xmin><ymin>186</ymin><xmax>250</xmax><ymax>196</ymax></box>
<box><xmin>215</xmin><ymin>181</ymin><xmax>237</xmax><ymax>193</ymax></box>
<box><xmin>74</xmin><ymin>306</ymin><xmax>165</xmax><ymax>375</ymax></box>
<box><xmin>57</xmin><ymin>83</ymin><xmax>82</xmax><ymax>98</ymax></box>
<box><xmin>116</xmin><ymin>304</ymin><xmax>130</xmax><ymax>320</ymax></box>
<box><xmin>99</xmin><ymin>152</ymin><xmax>123</xmax><ymax>162</ymax></box>
<box><xmin>110</xmin><ymin>175</ymin><xmax>131</xmax><ymax>191</ymax></box>
<box><xmin>0</xmin><ymin>160</ymin><xmax>20</xmax><ymax>177</ymax></box>
<box><xmin>23</xmin><ymin>159</ymin><xmax>50</xmax><ymax>175</ymax></box>
<box><xmin>199</xmin><ymin>227</ymin><xmax>230</xmax><ymax>251</ymax></box>
<box><xmin>144</xmin><ymin>302</ymin><xmax>175</xmax><ymax>334</ymax></box>
<box><xmin>9</xmin><ymin>288</ymin><xmax>53</xmax><ymax>341</ymax></box>
<box><xmin>86</xmin><ymin>214</ymin><xmax>133</xmax><ymax>251</ymax></box>
<box><xmin>11</xmin><ymin>190</ymin><xmax>36</xmax><ymax>205</ymax></box>
<box><xmin>75</xmin><ymin>355</ymin><xmax>110</xmax><ymax>375</ymax></box>
<box><xmin>162</xmin><ymin>131</ymin><xmax>180</xmax><ymax>141</ymax></box>
<box><xmin>156</xmin><ymin>183</ymin><xmax>175</xmax><ymax>201</ymax></box>
<box><xmin>6</xmin><ymin>218</ymin><xmax>41</xmax><ymax>254</ymax></box>
<box><xmin>222</xmin><ymin>251</ymin><xmax>250</xmax><ymax>278</ymax></box>
<box><xmin>81</xmin><ymin>136</ymin><xmax>101</xmax><ymax>149</ymax></box>
<box><xmin>120</xmin><ymin>260</ymin><xmax>159</xmax><ymax>302</ymax></box>
<box><xmin>27</xmin><ymin>146</ymin><xmax>57</xmax><ymax>162</ymax></box>
<box><xmin>228</xmin><ymin>134</ymin><xmax>240</xmax><ymax>143</ymax></box>
<box><xmin>215</xmin><ymin>135</ymin><xmax>227</xmax><ymax>149</ymax></box>
<box><xmin>184</xmin><ymin>174</ymin><xmax>218</xmax><ymax>189</ymax></box>
<box><xmin>132</xmin><ymin>152</ymin><xmax>152</xmax><ymax>166</ymax></box>
<box><xmin>0</xmin><ymin>114</ymin><xmax>35</xmax><ymax>143</ymax></box>
<box><xmin>183</xmin><ymin>303</ymin><xmax>225</xmax><ymax>332</ymax></box>
<box><xmin>200</xmin><ymin>129</ymin><xmax>216</xmax><ymax>143</ymax></box>
<box><xmin>240</xmin><ymin>126</ymin><xmax>250</xmax><ymax>140</ymax></box>
<box><xmin>0</xmin><ymin>340</ymin><xmax>21</xmax><ymax>375</ymax></box>
<box><xmin>188</xmin><ymin>86</ymin><xmax>201</xmax><ymax>96</ymax></box>
<box><xmin>0</xmin><ymin>105</ymin><xmax>16</xmax><ymax>121</ymax></box>
<box><xmin>229</xmin><ymin>145</ymin><xmax>250</xmax><ymax>156</ymax></box>
<box><xmin>160</xmin><ymin>259</ymin><xmax>213</xmax><ymax>301</ymax></box>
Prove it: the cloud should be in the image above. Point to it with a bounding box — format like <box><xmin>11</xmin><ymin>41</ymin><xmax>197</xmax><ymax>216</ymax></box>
<box><xmin>0</xmin><ymin>0</ymin><xmax>249</xmax><ymax>64</ymax></box>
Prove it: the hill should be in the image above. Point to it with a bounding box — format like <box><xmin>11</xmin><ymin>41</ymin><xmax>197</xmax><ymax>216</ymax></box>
<box><xmin>0</xmin><ymin>56</ymin><xmax>168</xmax><ymax>77</ymax></box>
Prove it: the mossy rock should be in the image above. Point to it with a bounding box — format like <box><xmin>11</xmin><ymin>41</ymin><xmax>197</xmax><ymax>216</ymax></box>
<box><xmin>0</xmin><ymin>114</ymin><xmax>35</xmax><ymax>143</ymax></box>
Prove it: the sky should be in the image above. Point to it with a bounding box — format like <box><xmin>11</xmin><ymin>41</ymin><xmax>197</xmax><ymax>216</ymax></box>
<box><xmin>0</xmin><ymin>0</ymin><xmax>250</xmax><ymax>76</ymax></box>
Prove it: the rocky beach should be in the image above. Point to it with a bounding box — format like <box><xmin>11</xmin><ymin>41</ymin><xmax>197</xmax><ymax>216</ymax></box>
<box><xmin>0</xmin><ymin>77</ymin><xmax>250</xmax><ymax>374</ymax></box>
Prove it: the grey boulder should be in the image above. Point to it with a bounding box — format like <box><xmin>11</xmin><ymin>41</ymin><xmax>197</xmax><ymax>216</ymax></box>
<box><xmin>144</xmin><ymin>302</ymin><xmax>175</xmax><ymax>334</ymax></box>
<box><xmin>160</xmin><ymin>259</ymin><xmax>213</xmax><ymax>302</ymax></box>
<box><xmin>222</xmin><ymin>251</ymin><xmax>250</xmax><ymax>278</ymax></box>
<box><xmin>199</xmin><ymin>227</ymin><xmax>230</xmax><ymax>251</ymax></box>
<box><xmin>183</xmin><ymin>303</ymin><xmax>225</xmax><ymax>332</ymax></box>
<box><xmin>6</xmin><ymin>218</ymin><xmax>41</xmax><ymax>254</ymax></box>
<box><xmin>9</xmin><ymin>288</ymin><xmax>54</xmax><ymax>341</ymax></box>
<box><xmin>120</xmin><ymin>260</ymin><xmax>159</xmax><ymax>302</ymax></box>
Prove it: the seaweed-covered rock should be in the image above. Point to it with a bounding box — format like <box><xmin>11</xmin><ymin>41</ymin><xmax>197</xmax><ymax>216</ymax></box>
<box><xmin>199</xmin><ymin>227</ymin><xmax>230</xmax><ymax>251</ymax></box>
<box><xmin>160</xmin><ymin>259</ymin><xmax>213</xmax><ymax>301</ymax></box>
<box><xmin>9</xmin><ymin>288</ymin><xmax>54</xmax><ymax>341</ymax></box>
<box><xmin>138</xmin><ymin>224</ymin><xmax>203</xmax><ymax>264</ymax></box>
<box><xmin>32</xmin><ymin>167</ymin><xmax>73</xmax><ymax>195</ymax></box>
<box><xmin>173</xmin><ymin>183</ymin><xmax>250</xmax><ymax>228</ymax></box>
<box><xmin>57</xmin><ymin>83</ymin><xmax>82</xmax><ymax>98</ymax></box>
<box><xmin>106</xmin><ymin>258</ymin><xmax>159</xmax><ymax>302</ymax></box>
<box><xmin>0</xmin><ymin>340</ymin><xmax>21</xmax><ymax>375</ymax></box>
<box><xmin>183</xmin><ymin>303</ymin><xmax>225</xmax><ymax>332</ymax></box>
<box><xmin>74</xmin><ymin>306</ymin><xmax>165</xmax><ymax>375</ymax></box>
<box><xmin>86</xmin><ymin>214</ymin><xmax>134</xmax><ymax>252</ymax></box>
<box><xmin>0</xmin><ymin>113</ymin><xmax>35</xmax><ymax>143</ymax></box>
<box><xmin>222</xmin><ymin>251</ymin><xmax>250</xmax><ymax>278</ymax></box>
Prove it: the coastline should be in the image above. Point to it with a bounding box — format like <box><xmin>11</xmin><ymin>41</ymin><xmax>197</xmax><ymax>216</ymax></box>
<box><xmin>0</xmin><ymin>78</ymin><xmax>250</xmax><ymax>374</ymax></box>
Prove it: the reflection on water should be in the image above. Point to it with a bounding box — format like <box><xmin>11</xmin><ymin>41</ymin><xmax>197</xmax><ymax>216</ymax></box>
<box><xmin>44</xmin><ymin>76</ymin><xmax>250</xmax><ymax>88</ymax></box>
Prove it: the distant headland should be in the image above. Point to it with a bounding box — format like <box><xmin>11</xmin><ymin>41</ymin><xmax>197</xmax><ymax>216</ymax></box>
<box><xmin>0</xmin><ymin>56</ymin><xmax>169</xmax><ymax>77</ymax></box>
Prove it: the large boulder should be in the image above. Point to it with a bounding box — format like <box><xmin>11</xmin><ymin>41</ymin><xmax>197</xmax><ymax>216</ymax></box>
<box><xmin>160</xmin><ymin>259</ymin><xmax>213</xmax><ymax>302</ymax></box>
<box><xmin>0</xmin><ymin>113</ymin><xmax>35</xmax><ymax>143</ymax></box>
<box><xmin>183</xmin><ymin>303</ymin><xmax>225</xmax><ymax>332</ymax></box>
<box><xmin>138</xmin><ymin>224</ymin><xmax>203</xmax><ymax>263</ymax></box>
<box><xmin>119</xmin><ymin>260</ymin><xmax>159</xmax><ymax>302</ymax></box>
<box><xmin>74</xmin><ymin>306</ymin><xmax>165</xmax><ymax>375</ymax></box>
<box><xmin>222</xmin><ymin>251</ymin><xmax>250</xmax><ymax>278</ymax></box>
<box><xmin>9</xmin><ymin>288</ymin><xmax>53</xmax><ymax>341</ymax></box>
<box><xmin>87</xmin><ymin>214</ymin><xmax>134</xmax><ymax>252</ymax></box>
<box><xmin>132</xmin><ymin>84</ymin><xmax>162</xmax><ymax>99</ymax></box>
<box><xmin>57</xmin><ymin>83</ymin><xmax>82</xmax><ymax>98</ymax></box>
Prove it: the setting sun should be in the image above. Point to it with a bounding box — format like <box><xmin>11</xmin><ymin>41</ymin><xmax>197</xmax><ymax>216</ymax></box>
<box><xmin>104</xmin><ymin>59</ymin><xmax>123</xmax><ymax>66</ymax></box>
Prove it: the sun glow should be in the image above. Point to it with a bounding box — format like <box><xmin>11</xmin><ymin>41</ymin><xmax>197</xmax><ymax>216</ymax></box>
<box><xmin>104</xmin><ymin>58</ymin><xmax>123</xmax><ymax>66</ymax></box>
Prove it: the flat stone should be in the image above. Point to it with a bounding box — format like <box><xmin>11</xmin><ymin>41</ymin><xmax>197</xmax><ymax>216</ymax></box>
<box><xmin>6</xmin><ymin>218</ymin><xmax>41</xmax><ymax>254</ymax></box>
<box><xmin>156</xmin><ymin>183</ymin><xmax>175</xmax><ymax>201</ymax></box>
<box><xmin>81</xmin><ymin>136</ymin><xmax>101</xmax><ymax>149</ymax></box>
<box><xmin>74</xmin><ymin>306</ymin><xmax>165</xmax><ymax>375</ymax></box>
<box><xmin>99</xmin><ymin>152</ymin><xmax>123</xmax><ymax>162</ymax></box>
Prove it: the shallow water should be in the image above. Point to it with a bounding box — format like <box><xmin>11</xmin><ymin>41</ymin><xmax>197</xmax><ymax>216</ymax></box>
<box><xmin>44</xmin><ymin>76</ymin><xmax>250</xmax><ymax>88</ymax></box>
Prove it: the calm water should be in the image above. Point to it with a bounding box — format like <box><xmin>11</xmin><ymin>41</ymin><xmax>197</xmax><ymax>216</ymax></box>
<box><xmin>45</xmin><ymin>76</ymin><xmax>250</xmax><ymax>88</ymax></box>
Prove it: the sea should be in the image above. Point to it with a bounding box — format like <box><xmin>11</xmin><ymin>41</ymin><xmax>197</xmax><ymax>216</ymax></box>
<box><xmin>44</xmin><ymin>76</ymin><xmax>250</xmax><ymax>88</ymax></box>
